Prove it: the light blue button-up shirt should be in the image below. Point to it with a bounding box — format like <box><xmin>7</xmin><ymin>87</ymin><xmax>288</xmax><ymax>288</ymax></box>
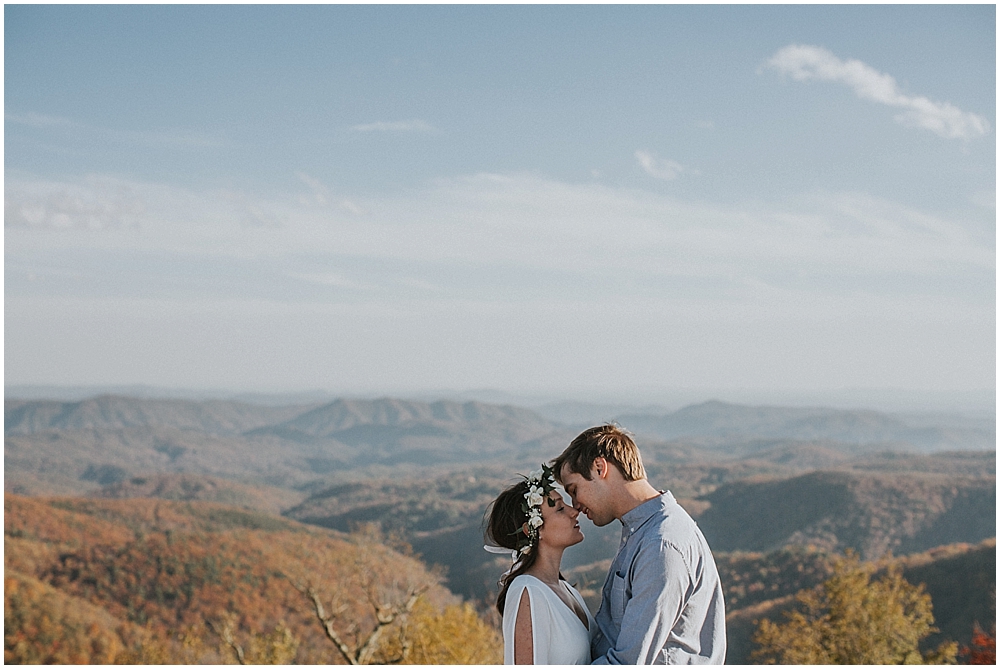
<box><xmin>592</xmin><ymin>491</ymin><xmax>726</xmax><ymax>664</ymax></box>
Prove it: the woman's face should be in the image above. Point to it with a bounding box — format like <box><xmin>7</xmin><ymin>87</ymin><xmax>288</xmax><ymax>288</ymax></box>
<box><xmin>537</xmin><ymin>490</ymin><xmax>584</xmax><ymax>549</ymax></box>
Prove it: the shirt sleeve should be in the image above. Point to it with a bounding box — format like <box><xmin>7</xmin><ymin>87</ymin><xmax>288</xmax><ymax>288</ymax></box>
<box><xmin>593</xmin><ymin>540</ymin><xmax>691</xmax><ymax>665</ymax></box>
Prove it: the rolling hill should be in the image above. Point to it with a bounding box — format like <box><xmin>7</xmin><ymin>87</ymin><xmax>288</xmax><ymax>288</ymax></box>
<box><xmin>619</xmin><ymin>400</ymin><xmax>995</xmax><ymax>451</ymax></box>
<box><xmin>4</xmin><ymin>494</ymin><xmax>497</xmax><ymax>664</ymax></box>
<box><xmin>4</xmin><ymin>395</ymin><xmax>309</xmax><ymax>436</ymax></box>
<box><xmin>696</xmin><ymin>470</ymin><xmax>996</xmax><ymax>558</ymax></box>
<box><xmin>4</xmin><ymin>395</ymin><xmax>571</xmax><ymax>496</ymax></box>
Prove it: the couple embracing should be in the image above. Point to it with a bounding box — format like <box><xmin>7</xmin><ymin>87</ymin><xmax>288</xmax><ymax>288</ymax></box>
<box><xmin>485</xmin><ymin>425</ymin><xmax>726</xmax><ymax>665</ymax></box>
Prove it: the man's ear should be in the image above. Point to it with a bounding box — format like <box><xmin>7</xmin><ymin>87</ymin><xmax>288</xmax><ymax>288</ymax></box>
<box><xmin>593</xmin><ymin>457</ymin><xmax>609</xmax><ymax>480</ymax></box>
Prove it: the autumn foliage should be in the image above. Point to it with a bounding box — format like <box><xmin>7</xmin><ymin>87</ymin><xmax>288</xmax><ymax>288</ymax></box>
<box><xmin>752</xmin><ymin>551</ymin><xmax>958</xmax><ymax>664</ymax></box>
<box><xmin>960</xmin><ymin>623</ymin><xmax>996</xmax><ymax>665</ymax></box>
<box><xmin>4</xmin><ymin>494</ymin><xmax>501</xmax><ymax>664</ymax></box>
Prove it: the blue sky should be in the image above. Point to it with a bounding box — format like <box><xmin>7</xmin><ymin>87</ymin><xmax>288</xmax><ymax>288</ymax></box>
<box><xmin>4</xmin><ymin>5</ymin><xmax>996</xmax><ymax>404</ymax></box>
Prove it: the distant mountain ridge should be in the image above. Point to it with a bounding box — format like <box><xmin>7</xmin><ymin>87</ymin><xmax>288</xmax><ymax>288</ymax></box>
<box><xmin>618</xmin><ymin>400</ymin><xmax>995</xmax><ymax>452</ymax></box>
<box><xmin>4</xmin><ymin>395</ymin><xmax>570</xmax><ymax>495</ymax></box>
<box><xmin>5</xmin><ymin>395</ymin><xmax>555</xmax><ymax>437</ymax></box>
<box><xmin>261</xmin><ymin>397</ymin><xmax>553</xmax><ymax>439</ymax></box>
<box><xmin>9</xmin><ymin>395</ymin><xmax>992</xmax><ymax>451</ymax></box>
<box><xmin>4</xmin><ymin>395</ymin><xmax>311</xmax><ymax>436</ymax></box>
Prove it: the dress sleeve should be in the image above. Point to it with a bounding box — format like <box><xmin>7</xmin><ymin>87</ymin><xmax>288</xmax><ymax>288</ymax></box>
<box><xmin>503</xmin><ymin>578</ymin><xmax>554</xmax><ymax>664</ymax></box>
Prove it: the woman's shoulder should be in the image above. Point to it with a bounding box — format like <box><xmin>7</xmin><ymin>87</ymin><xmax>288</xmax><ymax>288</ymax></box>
<box><xmin>506</xmin><ymin>573</ymin><xmax>546</xmax><ymax>596</ymax></box>
<box><xmin>503</xmin><ymin>574</ymin><xmax>550</xmax><ymax>609</ymax></box>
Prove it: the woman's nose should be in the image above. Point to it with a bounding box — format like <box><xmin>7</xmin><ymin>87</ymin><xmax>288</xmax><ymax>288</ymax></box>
<box><xmin>568</xmin><ymin>506</ymin><xmax>580</xmax><ymax>518</ymax></box>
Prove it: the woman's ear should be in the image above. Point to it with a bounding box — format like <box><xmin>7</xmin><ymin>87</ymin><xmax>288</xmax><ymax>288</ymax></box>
<box><xmin>521</xmin><ymin>522</ymin><xmax>530</xmax><ymax>536</ymax></box>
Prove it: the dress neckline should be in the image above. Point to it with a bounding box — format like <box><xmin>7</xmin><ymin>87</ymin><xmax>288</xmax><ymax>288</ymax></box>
<box><xmin>521</xmin><ymin>574</ymin><xmax>590</xmax><ymax>631</ymax></box>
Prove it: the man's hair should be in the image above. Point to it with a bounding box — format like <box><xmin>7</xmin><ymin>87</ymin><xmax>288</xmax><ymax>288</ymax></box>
<box><xmin>553</xmin><ymin>423</ymin><xmax>646</xmax><ymax>482</ymax></box>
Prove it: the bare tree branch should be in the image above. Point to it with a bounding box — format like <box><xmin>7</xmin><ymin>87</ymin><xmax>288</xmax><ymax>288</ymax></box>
<box><xmin>207</xmin><ymin>616</ymin><xmax>246</xmax><ymax>665</ymax></box>
<box><xmin>295</xmin><ymin>577</ymin><xmax>427</xmax><ymax>665</ymax></box>
<box><xmin>293</xmin><ymin>581</ymin><xmax>358</xmax><ymax>665</ymax></box>
<box><xmin>356</xmin><ymin>585</ymin><xmax>426</xmax><ymax>665</ymax></box>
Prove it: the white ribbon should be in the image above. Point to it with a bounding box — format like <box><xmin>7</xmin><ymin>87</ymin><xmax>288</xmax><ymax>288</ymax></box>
<box><xmin>483</xmin><ymin>544</ymin><xmax>518</xmax><ymax>558</ymax></box>
<box><xmin>484</xmin><ymin>544</ymin><xmax>521</xmax><ymax>580</ymax></box>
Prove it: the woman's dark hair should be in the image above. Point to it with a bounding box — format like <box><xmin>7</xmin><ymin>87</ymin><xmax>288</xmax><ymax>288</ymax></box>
<box><xmin>485</xmin><ymin>480</ymin><xmax>538</xmax><ymax>615</ymax></box>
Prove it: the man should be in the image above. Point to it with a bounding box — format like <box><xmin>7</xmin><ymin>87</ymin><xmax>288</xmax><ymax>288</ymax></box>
<box><xmin>553</xmin><ymin>424</ymin><xmax>726</xmax><ymax>664</ymax></box>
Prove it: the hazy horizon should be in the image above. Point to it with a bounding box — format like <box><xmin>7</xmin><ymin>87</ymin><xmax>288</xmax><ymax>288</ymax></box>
<box><xmin>5</xmin><ymin>382</ymin><xmax>995</xmax><ymax>417</ymax></box>
<box><xmin>6</xmin><ymin>6</ymin><xmax>995</xmax><ymax>398</ymax></box>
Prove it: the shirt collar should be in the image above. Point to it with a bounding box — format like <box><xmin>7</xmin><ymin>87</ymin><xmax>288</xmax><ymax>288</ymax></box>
<box><xmin>620</xmin><ymin>490</ymin><xmax>675</xmax><ymax>534</ymax></box>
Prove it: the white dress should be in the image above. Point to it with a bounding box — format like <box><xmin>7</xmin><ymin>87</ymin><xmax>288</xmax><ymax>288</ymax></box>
<box><xmin>502</xmin><ymin>574</ymin><xmax>596</xmax><ymax>664</ymax></box>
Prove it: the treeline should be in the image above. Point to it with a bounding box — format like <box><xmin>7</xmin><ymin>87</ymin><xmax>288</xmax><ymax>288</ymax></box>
<box><xmin>4</xmin><ymin>494</ymin><xmax>501</xmax><ymax>664</ymax></box>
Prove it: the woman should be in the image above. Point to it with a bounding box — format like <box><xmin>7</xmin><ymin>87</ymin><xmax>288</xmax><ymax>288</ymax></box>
<box><xmin>485</xmin><ymin>465</ymin><xmax>596</xmax><ymax>664</ymax></box>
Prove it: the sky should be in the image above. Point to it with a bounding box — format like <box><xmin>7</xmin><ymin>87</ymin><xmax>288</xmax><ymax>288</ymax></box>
<box><xmin>4</xmin><ymin>5</ymin><xmax>996</xmax><ymax>407</ymax></box>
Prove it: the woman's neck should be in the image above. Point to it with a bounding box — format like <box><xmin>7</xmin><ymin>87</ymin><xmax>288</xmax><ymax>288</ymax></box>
<box><xmin>526</xmin><ymin>544</ymin><xmax>564</xmax><ymax>585</ymax></box>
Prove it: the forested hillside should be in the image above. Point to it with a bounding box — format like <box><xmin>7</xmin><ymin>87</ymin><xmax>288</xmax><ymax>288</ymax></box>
<box><xmin>696</xmin><ymin>470</ymin><xmax>996</xmax><ymax>557</ymax></box>
<box><xmin>4</xmin><ymin>495</ymin><xmax>501</xmax><ymax>664</ymax></box>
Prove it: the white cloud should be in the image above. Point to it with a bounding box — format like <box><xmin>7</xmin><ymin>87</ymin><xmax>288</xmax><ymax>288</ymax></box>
<box><xmin>635</xmin><ymin>150</ymin><xmax>691</xmax><ymax>181</ymax></box>
<box><xmin>767</xmin><ymin>44</ymin><xmax>990</xmax><ymax>140</ymax></box>
<box><xmin>6</xmin><ymin>171</ymin><xmax>992</xmax><ymax>392</ymax></box>
<box><xmin>6</xmin><ymin>110</ymin><xmax>222</xmax><ymax>148</ymax></box>
<box><xmin>970</xmin><ymin>190</ymin><xmax>995</xmax><ymax>210</ymax></box>
<box><xmin>6</xmin><ymin>171</ymin><xmax>991</xmax><ymax>292</ymax></box>
<box><xmin>288</xmin><ymin>272</ymin><xmax>368</xmax><ymax>289</ymax></box>
<box><xmin>4</xmin><ymin>178</ymin><xmax>146</xmax><ymax>230</ymax></box>
<box><xmin>6</xmin><ymin>112</ymin><xmax>78</xmax><ymax>128</ymax></box>
<box><xmin>296</xmin><ymin>172</ymin><xmax>330</xmax><ymax>206</ymax></box>
<box><xmin>350</xmin><ymin>119</ymin><xmax>436</xmax><ymax>133</ymax></box>
<box><xmin>338</xmin><ymin>199</ymin><xmax>365</xmax><ymax>215</ymax></box>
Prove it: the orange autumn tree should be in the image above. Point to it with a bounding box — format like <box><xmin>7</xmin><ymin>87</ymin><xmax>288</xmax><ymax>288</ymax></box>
<box><xmin>960</xmin><ymin>623</ymin><xmax>996</xmax><ymax>665</ymax></box>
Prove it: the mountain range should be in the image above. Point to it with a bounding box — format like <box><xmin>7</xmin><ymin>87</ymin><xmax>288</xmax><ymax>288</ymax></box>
<box><xmin>618</xmin><ymin>400</ymin><xmax>994</xmax><ymax>451</ymax></box>
<box><xmin>4</xmin><ymin>391</ymin><xmax>995</xmax><ymax>661</ymax></box>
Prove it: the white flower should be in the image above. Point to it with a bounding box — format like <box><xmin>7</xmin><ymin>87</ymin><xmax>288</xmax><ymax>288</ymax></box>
<box><xmin>526</xmin><ymin>491</ymin><xmax>544</xmax><ymax>507</ymax></box>
<box><xmin>519</xmin><ymin>545</ymin><xmax>532</xmax><ymax>555</ymax></box>
<box><xmin>528</xmin><ymin>513</ymin><xmax>544</xmax><ymax>529</ymax></box>
<box><xmin>529</xmin><ymin>468</ymin><xmax>544</xmax><ymax>482</ymax></box>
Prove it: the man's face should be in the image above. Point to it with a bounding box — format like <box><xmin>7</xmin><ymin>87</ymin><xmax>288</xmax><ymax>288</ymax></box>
<box><xmin>559</xmin><ymin>460</ymin><xmax>616</xmax><ymax>527</ymax></box>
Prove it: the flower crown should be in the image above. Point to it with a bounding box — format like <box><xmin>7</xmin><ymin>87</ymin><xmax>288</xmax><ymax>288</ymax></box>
<box><xmin>515</xmin><ymin>464</ymin><xmax>558</xmax><ymax>555</ymax></box>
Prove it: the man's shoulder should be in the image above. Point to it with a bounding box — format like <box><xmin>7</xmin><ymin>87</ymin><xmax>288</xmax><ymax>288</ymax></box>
<box><xmin>640</xmin><ymin>498</ymin><xmax>713</xmax><ymax>557</ymax></box>
<box><xmin>651</xmin><ymin>494</ymin><xmax>699</xmax><ymax>532</ymax></box>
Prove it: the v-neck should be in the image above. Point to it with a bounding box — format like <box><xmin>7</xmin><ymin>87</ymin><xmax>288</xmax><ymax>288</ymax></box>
<box><xmin>524</xmin><ymin>574</ymin><xmax>590</xmax><ymax>632</ymax></box>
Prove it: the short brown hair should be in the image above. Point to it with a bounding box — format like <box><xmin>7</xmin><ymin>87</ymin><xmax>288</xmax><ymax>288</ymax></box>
<box><xmin>552</xmin><ymin>423</ymin><xmax>646</xmax><ymax>482</ymax></box>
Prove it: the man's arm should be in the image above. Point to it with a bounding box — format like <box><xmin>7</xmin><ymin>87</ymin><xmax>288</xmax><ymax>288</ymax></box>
<box><xmin>593</xmin><ymin>541</ymin><xmax>691</xmax><ymax>665</ymax></box>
